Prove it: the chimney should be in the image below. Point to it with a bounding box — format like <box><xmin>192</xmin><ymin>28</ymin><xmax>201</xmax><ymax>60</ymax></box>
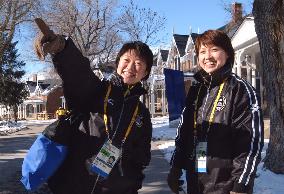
<box><xmin>232</xmin><ymin>2</ymin><xmax>242</xmax><ymax>24</ymax></box>
<box><xmin>32</xmin><ymin>74</ymin><xmax>37</xmax><ymax>83</ymax></box>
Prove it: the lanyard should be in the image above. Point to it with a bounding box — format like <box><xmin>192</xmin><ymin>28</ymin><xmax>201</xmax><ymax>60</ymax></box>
<box><xmin>193</xmin><ymin>81</ymin><xmax>225</xmax><ymax>133</ymax></box>
<box><xmin>103</xmin><ymin>84</ymin><xmax>139</xmax><ymax>143</ymax></box>
<box><xmin>103</xmin><ymin>84</ymin><xmax>112</xmax><ymax>137</ymax></box>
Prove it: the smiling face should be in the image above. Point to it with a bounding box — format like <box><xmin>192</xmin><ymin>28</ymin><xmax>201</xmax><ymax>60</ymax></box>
<box><xmin>116</xmin><ymin>49</ymin><xmax>148</xmax><ymax>85</ymax></box>
<box><xmin>198</xmin><ymin>44</ymin><xmax>229</xmax><ymax>74</ymax></box>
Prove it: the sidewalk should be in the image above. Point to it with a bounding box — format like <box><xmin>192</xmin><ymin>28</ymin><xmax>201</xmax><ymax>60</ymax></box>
<box><xmin>139</xmin><ymin>141</ymin><xmax>178</xmax><ymax>194</ymax></box>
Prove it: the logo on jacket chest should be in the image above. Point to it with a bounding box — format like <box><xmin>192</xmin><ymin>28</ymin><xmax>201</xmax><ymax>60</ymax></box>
<box><xmin>135</xmin><ymin>114</ymin><xmax>143</xmax><ymax>128</ymax></box>
<box><xmin>108</xmin><ymin>99</ymin><xmax>115</xmax><ymax>106</ymax></box>
<box><xmin>216</xmin><ymin>95</ymin><xmax>226</xmax><ymax>111</ymax></box>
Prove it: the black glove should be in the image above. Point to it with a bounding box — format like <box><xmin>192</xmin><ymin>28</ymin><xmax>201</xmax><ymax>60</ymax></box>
<box><xmin>167</xmin><ymin>167</ymin><xmax>184</xmax><ymax>194</ymax></box>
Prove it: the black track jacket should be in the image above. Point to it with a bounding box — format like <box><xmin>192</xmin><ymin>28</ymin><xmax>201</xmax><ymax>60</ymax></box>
<box><xmin>47</xmin><ymin>38</ymin><xmax>152</xmax><ymax>194</ymax></box>
<box><xmin>171</xmin><ymin>63</ymin><xmax>264</xmax><ymax>194</ymax></box>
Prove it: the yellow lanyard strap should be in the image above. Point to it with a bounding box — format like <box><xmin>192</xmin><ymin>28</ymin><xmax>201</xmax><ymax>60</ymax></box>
<box><xmin>209</xmin><ymin>82</ymin><xmax>225</xmax><ymax>124</ymax></box>
<box><xmin>104</xmin><ymin>84</ymin><xmax>112</xmax><ymax>136</ymax></box>
<box><xmin>122</xmin><ymin>104</ymin><xmax>139</xmax><ymax>142</ymax></box>
<box><xmin>103</xmin><ymin>84</ymin><xmax>139</xmax><ymax>142</ymax></box>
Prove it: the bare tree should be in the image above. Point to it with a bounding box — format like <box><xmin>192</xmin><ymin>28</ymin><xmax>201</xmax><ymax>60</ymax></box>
<box><xmin>1</xmin><ymin>0</ymin><xmax>166</xmax><ymax>75</ymax></box>
<box><xmin>253</xmin><ymin>0</ymin><xmax>284</xmax><ymax>173</ymax></box>
<box><xmin>32</xmin><ymin>0</ymin><xmax>166</xmax><ymax>71</ymax></box>
<box><xmin>118</xmin><ymin>0</ymin><xmax>166</xmax><ymax>45</ymax></box>
<box><xmin>0</xmin><ymin>0</ymin><xmax>36</xmax><ymax>65</ymax></box>
<box><xmin>219</xmin><ymin>0</ymin><xmax>252</xmax><ymax>17</ymax></box>
<box><xmin>36</xmin><ymin>0</ymin><xmax>121</xmax><ymax>65</ymax></box>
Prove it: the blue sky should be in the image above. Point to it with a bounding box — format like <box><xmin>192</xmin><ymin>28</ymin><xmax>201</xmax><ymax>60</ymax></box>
<box><xmin>135</xmin><ymin>0</ymin><xmax>252</xmax><ymax>36</ymax></box>
<box><xmin>17</xmin><ymin>0</ymin><xmax>253</xmax><ymax>75</ymax></box>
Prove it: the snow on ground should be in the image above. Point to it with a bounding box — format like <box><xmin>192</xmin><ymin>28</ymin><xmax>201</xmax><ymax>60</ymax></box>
<box><xmin>17</xmin><ymin>119</ymin><xmax>56</xmax><ymax>125</ymax></box>
<box><xmin>0</xmin><ymin>119</ymin><xmax>56</xmax><ymax>135</ymax></box>
<box><xmin>0</xmin><ymin>121</ymin><xmax>28</xmax><ymax>135</ymax></box>
<box><xmin>152</xmin><ymin>116</ymin><xmax>284</xmax><ymax>194</ymax></box>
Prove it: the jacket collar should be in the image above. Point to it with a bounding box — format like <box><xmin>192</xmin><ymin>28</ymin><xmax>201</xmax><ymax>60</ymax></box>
<box><xmin>108</xmin><ymin>72</ymin><xmax>147</xmax><ymax>97</ymax></box>
<box><xmin>194</xmin><ymin>62</ymin><xmax>232</xmax><ymax>87</ymax></box>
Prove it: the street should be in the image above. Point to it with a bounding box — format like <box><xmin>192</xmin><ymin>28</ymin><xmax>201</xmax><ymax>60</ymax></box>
<box><xmin>0</xmin><ymin>122</ymin><xmax>174</xmax><ymax>194</ymax></box>
<box><xmin>0</xmin><ymin>122</ymin><xmax>52</xmax><ymax>194</ymax></box>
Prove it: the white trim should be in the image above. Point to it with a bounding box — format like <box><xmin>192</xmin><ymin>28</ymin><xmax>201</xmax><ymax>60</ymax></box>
<box><xmin>232</xmin><ymin>74</ymin><xmax>262</xmax><ymax>186</ymax></box>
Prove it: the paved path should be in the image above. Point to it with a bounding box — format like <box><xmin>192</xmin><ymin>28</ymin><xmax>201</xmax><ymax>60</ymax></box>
<box><xmin>139</xmin><ymin>141</ymin><xmax>176</xmax><ymax>194</ymax></box>
<box><xmin>0</xmin><ymin>122</ymin><xmax>178</xmax><ymax>194</ymax></box>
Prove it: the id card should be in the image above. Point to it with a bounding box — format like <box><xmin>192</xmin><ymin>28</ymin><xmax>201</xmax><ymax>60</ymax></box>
<box><xmin>196</xmin><ymin>141</ymin><xmax>207</xmax><ymax>173</ymax></box>
<box><xmin>90</xmin><ymin>140</ymin><xmax>120</xmax><ymax>178</ymax></box>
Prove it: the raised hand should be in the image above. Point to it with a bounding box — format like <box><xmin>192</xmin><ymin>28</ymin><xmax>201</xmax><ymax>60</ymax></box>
<box><xmin>34</xmin><ymin>18</ymin><xmax>65</xmax><ymax>60</ymax></box>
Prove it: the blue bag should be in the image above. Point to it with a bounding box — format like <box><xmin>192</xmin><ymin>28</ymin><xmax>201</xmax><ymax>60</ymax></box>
<box><xmin>21</xmin><ymin>112</ymin><xmax>83</xmax><ymax>190</ymax></box>
<box><xmin>21</xmin><ymin>133</ymin><xmax>68</xmax><ymax>190</ymax></box>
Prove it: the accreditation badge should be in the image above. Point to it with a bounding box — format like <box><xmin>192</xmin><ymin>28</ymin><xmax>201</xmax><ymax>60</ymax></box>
<box><xmin>196</xmin><ymin>142</ymin><xmax>207</xmax><ymax>173</ymax></box>
<box><xmin>90</xmin><ymin>140</ymin><xmax>120</xmax><ymax>178</ymax></box>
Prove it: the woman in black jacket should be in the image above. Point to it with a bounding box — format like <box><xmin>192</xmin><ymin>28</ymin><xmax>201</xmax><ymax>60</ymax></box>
<box><xmin>32</xmin><ymin>21</ymin><xmax>153</xmax><ymax>194</ymax></box>
<box><xmin>167</xmin><ymin>30</ymin><xmax>264</xmax><ymax>194</ymax></box>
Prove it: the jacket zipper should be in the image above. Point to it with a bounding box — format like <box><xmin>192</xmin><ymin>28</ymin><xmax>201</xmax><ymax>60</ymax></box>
<box><xmin>201</xmin><ymin>76</ymin><xmax>212</xmax><ymax>122</ymax></box>
<box><xmin>112</xmin><ymin>94</ymin><xmax>140</xmax><ymax>177</ymax></box>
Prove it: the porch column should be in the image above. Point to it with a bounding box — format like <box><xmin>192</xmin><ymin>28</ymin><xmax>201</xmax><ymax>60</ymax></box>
<box><xmin>23</xmin><ymin>105</ymin><xmax>26</xmax><ymax>119</ymax></box>
<box><xmin>236</xmin><ymin>50</ymin><xmax>243</xmax><ymax>77</ymax></box>
<box><xmin>251</xmin><ymin>55</ymin><xmax>257</xmax><ymax>88</ymax></box>
<box><xmin>162</xmin><ymin>87</ymin><xmax>166</xmax><ymax>116</ymax></box>
<box><xmin>18</xmin><ymin>106</ymin><xmax>21</xmax><ymax>119</ymax></box>
<box><xmin>151</xmin><ymin>89</ymin><xmax>155</xmax><ymax>118</ymax></box>
<box><xmin>247</xmin><ymin>67</ymin><xmax>252</xmax><ymax>84</ymax></box>
<box><xmin>251</xmin><ymin>67</ymin><xmax>256</xmax><ymax>88</ymax></box>
<box><xmin>34</xmin><ymin>103</ymin><xmax>37</xmax><ymax>119</ymax></box>
<box><xmin>34</xmin><ymin>104</ymin><xmax>37</xmax><ymax>114</ymax></box>
<box><xmin>20</xmin><ymin>105</ymin><xmax>23</xmax><ymax>119</ymax></box>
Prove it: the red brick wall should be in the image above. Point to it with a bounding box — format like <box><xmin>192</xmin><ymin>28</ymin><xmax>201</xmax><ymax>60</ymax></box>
<box><xmin>46</xmin><ymin>87</ymin><xmax>63</xmax><ymax>114</ymax></box>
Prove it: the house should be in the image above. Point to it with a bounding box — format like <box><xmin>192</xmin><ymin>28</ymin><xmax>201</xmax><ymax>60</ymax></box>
<box><xmin>230</xmin><ymin>15</ymin><xmax>267</xmax><ymax>115</ymax></box>
<box><xmin>147</xmin><ymin>49</ymin><xmax>169</xmax><ymax>117</ymax></box>
<box><xmin>184</xmin><ymin>32</ymin><xmax>199</xmax><ymax>72</ymax></box>
<box><xmin>166</xmin><ymin>34</ymin><xmax>189</xmax><ymax>71</ymax></box>
<box><xmin>147</xmin><ymin>31</ymin><xmax>201</xmax><ymax>117</ymax></box>
<box><xmin>147</xmin><ymin>2</ymin><xmax>270</xmax><ymax>118</ymax></box>
<box><xmin>0</xmin><ymin>74</ymin><xmax>64</xmax><ymax>120</ymax></box>
<box><xmin>218</xmin><ymin>3</ymin><xmax>268</xmax><ymax>115</ymax></box>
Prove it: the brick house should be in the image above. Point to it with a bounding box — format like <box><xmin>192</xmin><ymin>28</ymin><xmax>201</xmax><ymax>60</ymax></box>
<box><xmin>0</xmin><ymin>74</ymin><xmax>64</xmax><ymax>120</ymax></box>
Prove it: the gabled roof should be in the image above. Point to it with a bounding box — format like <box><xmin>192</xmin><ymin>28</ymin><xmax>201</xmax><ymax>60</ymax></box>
<box><xmin>26</xmin><ymin>81</ymin><xmax>37</xmax><ymax>93</ymax></box>
<box><xmin>173</xmin><ymin>34</ymin><xmax>189</xmax><ymax>56</ymax></box>
<box><xmin>26</xmin><ymin>79</ymin><xmax>60</xmax><ymax>95</ymax></box>
<box><xmin>191</xmin><ymin>33</ymin><xmax>199</xmax><ymax>44</ymax></box>
<box><xmin>160</xmin><ymin>49</ymin><xmax>169</xmax><ymax>62</ymax></box>
<box><xmin>218</xmin><ymin>14</ymin><xmax>253</xmax><ymax>38</ymax></box>
<box><xmin>218</xmin><ymin>23</ymin><xmax>242</xmax><ymax>38</ymax></box>
<box><xmin>231</xmin><ymin>16</ymin><xmax>258</xmax><ymax>50</ymax></box>
<box><xmin>185</xmin><ymin>33</ymin><xmax>200</xmax><ymax>52</ymax></box>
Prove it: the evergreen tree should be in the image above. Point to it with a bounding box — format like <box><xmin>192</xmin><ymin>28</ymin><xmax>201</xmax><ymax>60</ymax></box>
<box><xmin>0</xmin><ymin>34</ymin><xmax>28</xmax><ymax>121</ymax></box>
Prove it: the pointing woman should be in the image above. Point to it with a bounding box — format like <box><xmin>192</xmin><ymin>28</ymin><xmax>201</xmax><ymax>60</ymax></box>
<box><xmin>22</xmin><ymin>19</ymin><xmax>153</xmax><ymax>194</ymax></box>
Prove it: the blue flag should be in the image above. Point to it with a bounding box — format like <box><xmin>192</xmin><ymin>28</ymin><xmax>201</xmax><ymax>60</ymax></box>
<box><xmin>164</xmin><ymin>68</ymin><xmax>185</xmax><ymax>122</ymax></box>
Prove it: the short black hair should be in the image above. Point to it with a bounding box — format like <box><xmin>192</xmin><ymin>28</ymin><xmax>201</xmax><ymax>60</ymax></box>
<box><xmin>115</xmin><ymin>41</ymin><xmax>153</xmax><ymax>80</ymax></box>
